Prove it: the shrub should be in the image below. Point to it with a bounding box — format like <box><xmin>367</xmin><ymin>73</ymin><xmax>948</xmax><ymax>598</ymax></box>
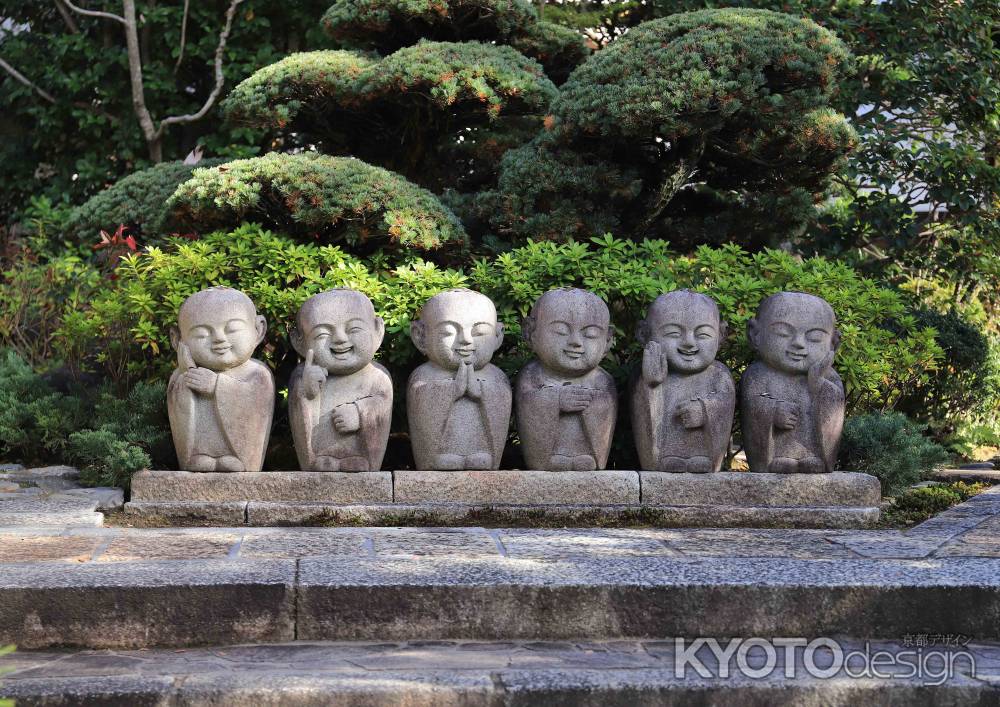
<box><xmin>66</xmin><ymin>160</ymin><xmax>227</xmax><ymax>244</ymax></box>
<box><xmin>471</xmin><ymin>237</ymin><xmax>942</xmax><ymax>411</ymax></box>
<box><xmin>839</xmin><ymin>412</ymin><xmax>951</xmax><ymax>495</ymax></box>
<box><xmin>168</xmin><ymin>153</ymin><xmax>468</xmax><ymax>252</ymax></box>
<box><xmin>892</xmin><ymin>485</ymin><xmax>962</xmax><ymax>515</ymax></box>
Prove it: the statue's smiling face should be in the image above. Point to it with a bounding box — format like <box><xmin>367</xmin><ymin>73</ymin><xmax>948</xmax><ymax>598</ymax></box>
<box><xmin>753</xmin><ymin>295</ymin><xmax>836</xmax><ymax>374</ymax></box>
<box><xmin>531</xmin><ymin>291</ymin><xmax>611</xmax><ymax>377</ymax></box>
<box><xmin>301</xmin><ymin>294</ymin><xmax>381</xmax><ymax>375</ymax></box>
<box><xmin>421</xmin><ymin>292</ymin><xmax>502</xmax><ymax>371</ymax></box>
<box><xmin>647</xmin><ymin>295</ymin><xmax>720</xmax><ymax>374</ymax></box>
<box><xmin>180</xmin><ymin>298</ymin><xmax>260</xmax><ymax>371</ymax></box>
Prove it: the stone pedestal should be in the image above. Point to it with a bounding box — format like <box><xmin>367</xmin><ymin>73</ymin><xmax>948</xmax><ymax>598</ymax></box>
<box><xmin>131</xmin><ymin>470</ymin><xmax>393</xmax><ymax>504</ymax></box>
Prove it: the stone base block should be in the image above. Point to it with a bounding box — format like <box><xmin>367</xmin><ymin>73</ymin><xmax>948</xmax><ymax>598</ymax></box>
<box><xmin>125</xmin><ymin>501</ymin><xmax>247</xmax><ymax>526</ymax></box>
<box><xmin>131</xmin><ymin>470</ymin><xmax>393</xmax><ymax>503</ymax></box>
<box><xmin>394</xmin><ymin>469</ymin><xmax>640</xmax><ymax>505</ymax></box>
<box><xmin>640</xmin><ymin>471</ymin><xmax>880</xmax><ymax>507</ymax></box>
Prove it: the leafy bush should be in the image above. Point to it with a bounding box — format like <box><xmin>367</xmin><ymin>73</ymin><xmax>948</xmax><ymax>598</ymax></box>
<box><xmin>471</xmin><ymin>237</ymin><xmax>942</xmax><ymax>411</ymax></box>
<box><xmin>168</xmin><ymin>153</ymin><xmax>468</xmax><ymax>252</ymax></box>
<box><xmin>892</xmin><ymin>485</ymin><xmax>962</xmax><ymax>515</ymax></box>
<box><xmin>66</xmin><ymin>160</ymin><xmax>227</xmax><ymax>244</ymax></box>
<box><xmin>0</xmin><ymin>350</ymin><xmax>169</xmax><ymax>487</ymax></box>
<box><xmin>839</xmin><ymin>412</ymin><xmax>950</xmax><ymax>495</ymax></box>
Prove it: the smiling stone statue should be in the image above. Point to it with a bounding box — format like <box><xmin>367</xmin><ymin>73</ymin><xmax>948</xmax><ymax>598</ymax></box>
<box><xmin>407</xmin><ymin>289</ymin><xmax>511</xmax><ymax>470</ymax></box>
<box><xmin>289</xmin><ymin>289</ymin><xmax>393</xmax><ymax>472</ymax></box>
<box><xmin>515</xmin><ymin>288</ymin><xmax>616</xmax><ymax>471</ymax></box>
<box><xmin>632</xmin><ymin>290</ymin><xmax>735</xmax><ymax>473</ymax></box>
<box><xmin>168</xmin><ymin>287</ymin><xmax>274</xmax><ymax>472</ymax></box>
<box><xmin>741</xmin><ymin>292</ymin><xmax>845</xmax><ymax>474</ymax></box>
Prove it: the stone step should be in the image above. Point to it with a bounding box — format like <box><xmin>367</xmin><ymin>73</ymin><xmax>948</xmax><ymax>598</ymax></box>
<box><xmin>1</xmin><ymin>638</ymin><xmax>997</xmax><ymax>705</ymax></box>
<box><xmin>4</xmin><ymin>552</ymin><xmax>1000</xmax><ymax>649</ymax></box>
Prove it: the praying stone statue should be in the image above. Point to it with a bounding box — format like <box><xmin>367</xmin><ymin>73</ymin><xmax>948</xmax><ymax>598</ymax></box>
<box><xmin>289</xmin><ymin>289</ymin><xmax>393</xmax><ymax>472</ymax></box>
<box><xmin>407</xmin><ymin>289</ymin><xmax>511</xmax><ymax>470</ymax></box>
<box><xmin>168</xmin><ymin>287</ymin><xmax>274</xmax><ymax>472</ymax></box>
<box><xmin>632</xmin><ymin>290</ymin><xmax>735</xmax><ymax>473</ymax></box>
<box><xmin>741</xmin><ymin>291</ymin><xmax>845</xmax><ymax>474</ymax></box>
<box><xmin>516</xmin><ymin>288</ymin><xmax>616</xmax><ymax>470</ymax></box>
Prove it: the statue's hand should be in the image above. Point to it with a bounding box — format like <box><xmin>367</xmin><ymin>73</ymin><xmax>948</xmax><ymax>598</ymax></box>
<box><xmin>642</xmin><ymin>340</ymin><xmax>667</xmax><ymax>386</ymax></box>
<box><xmin>177</xmin><ymin>341</ymin><xmax>197</xmax><ymax>371</ymax></box>
<box><xmin>465</xmin><ymin>369</ymin><xmax>484</xmax><ymax>401</ymax></box>
<box><xmin>184</xmin><ymin>367</ymin><xmax>218</xmax><ymax>395</ymax></box>
<box><xmin>559</xmin><ymin>384</ymin><xmax>593</xmax><ymax>413</ymax></box>
<box><xmin>775</xmin><ymin>401</ymin><xmax>800</xmax><ymax>430</ymax></box>
<box><xmin>333</xmin><ymin>403</ymin><xmax>361</xmax><ymax>433</ymax></box>
<box><xmin>808</xmin><ymin>350</ymin><xmax>835</xmax><ymax>390</ymax></box>
<box><xmin>453</xmin><ymin>359</ymin><xmax>471</xmax><ymax>400</ymax></box>
<box><xmin>302</xmin><ymin>349</ymin><xmax>327</xmax><ymax>400</ymax></box>
<box><xmin>677</xmin><ymin>400</ymin><xmax>705</xmax><ymax>429</ymax></box>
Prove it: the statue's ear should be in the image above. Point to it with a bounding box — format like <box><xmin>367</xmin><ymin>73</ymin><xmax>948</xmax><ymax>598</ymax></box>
<box><xmin>290</xmin><ymin>327</ymin><xmax>307</xmax><ymax>358</ymax></box>
<box><xmin>747</xmin><ymin>317</ymin><xmax>761</xmax><ymax>350</ymax></box>
<box><xmin>372</xmin><ymin>316</ymin><xmax>386</xmax><ymax>352</ymax></box>
<box><xmin>831</xmin><ymin>327</ymin><xmax>842</xmax><ymax>352</ymax></box>
<box><xmin>254</xmin><ymin>315</ymin><xmax>267</xmax><ymax>346</ymax></box>
<box><xmin>169</xmin><ymin>326</ymin><xmax>181</xmax><ymax>352</ymax></box>
<box><xmin>521</xmin><ymin>314</ymin><xmax>536</xmax><ymax>345</ymax></box>
<box><xmin>719</xmin><ymin>320</ymin><xmax>730</xmax><ymax>341</ymax></box>
<box><xmin>410</xmin><ymin>319</ymin><xmax>427</xmax><ymax>354</ymax></box>
<box><xmin>494</xmin><ymin>321</ymin><xmax>505</xmax><ymax>350</ymax></box>
<box><xmin>636</xmin><ymin>318</ymin><xmax>650</xmax><ymax>345</ymax></box>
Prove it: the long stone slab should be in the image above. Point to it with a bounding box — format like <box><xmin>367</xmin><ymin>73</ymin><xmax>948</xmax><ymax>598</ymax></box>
<box><xmin>394</xmin><ymin>469</ymin><xmax>640</xmax><ymax>505</ymax></box>
<box><xmin>640</xmin><ymin>471</ymin><xmax>881</xmax><ymax>507</ymax></box>
<box><xmin>0</xmin><ymin>559</ymin><xmax>296</xmax><ymax>649</ymax></box>
<box><xmin>298</xmin><ymin>555</ymin><xmax>1000</xmax><ymax>641</ymax></box>
<box><xmin>2</xmin><ymin>639</ymin><xmax>996</xmax><ymax>705</ymax></box>
<box><xmin>131</xmin><ymin>470</ymin><xmax>393</xmax><ymax>503</ymax></box>
<box><xmin>123</xmin><ymin>500</ymin><xmax>878</xmax><ymax>529</ymax></box>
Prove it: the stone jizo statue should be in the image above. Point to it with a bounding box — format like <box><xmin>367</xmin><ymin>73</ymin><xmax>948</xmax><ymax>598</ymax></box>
<box><xmin>516</xmin><ymin>288</ymin><xmax>616</xmax><ymax>471</ymax></box>
<box><xmin>168</xmin><ymin>287</ymin><xmax>274</xmax><ymax>472</ymax></box>
<box><xmin>289</xmin><ymin>289</ymin><xmax>393</xmax><ymax>472</ymax></box>
<box><xmin>632</xmin><ymin>290</ymin><xmax>735</xmax><ymax>473</ymax></box>
<box><xmin>407</xmin><ymin>289</ymin><xmax>511</xmax><ymax>470</ymax></box>
<box><xmin>741</xmin><ymin>291</ymin><xmax>845</xmax><ymax>474</ymax></box>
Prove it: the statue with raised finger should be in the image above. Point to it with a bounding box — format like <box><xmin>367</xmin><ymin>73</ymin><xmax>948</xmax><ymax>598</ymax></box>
<box><xmin>515</xmin><ymin>288</ymin><xmax>617</xmax><ymax>471</ymax></box>
<box><xmin>167</xmin><ymin>287</ymin><xmax>274</xmax><ymax>472</ymax></box>
<box><xmin>632</xmin><ymin>290</ymin><xmax>735</xmax><ymax>473</ymax></box>
<box><xmin>288</xmin><ymin>289</ymin><xmax>393</xmax><ymax>472</ymax></box>
<box><xmin>740</xmin><ymin>291</ymin><xmax>845</xmax><ymax>474</ymax></box>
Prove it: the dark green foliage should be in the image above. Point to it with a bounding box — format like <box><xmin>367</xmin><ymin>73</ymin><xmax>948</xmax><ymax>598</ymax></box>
<box><xmin>487</xmin><ymin>9</ymin><xmax>856</xmax><ymax>245</ymax></box>
<box><xmin>320</xmin><ymin>0</ymin><xmax>589</xmax><ymax>80</ymax></box>
<box><xmin>0</xmin><ymin>350</ymin><xmax>169</xmax><ymax>487</ymax></box>
<box><xmin>896</xmin><ymin>310</ymin><xmax>1000</xmax><ymax>432</ymax></box>
<box><xmin>168</xmin><ymin>153</ymin><xmax>468</xmax><ymax>250</ymax></box>
<box><xmin>839</xmin><ymin>412</ymin><xmax>951</xmax><ymax>496</ymax></box>
<box><xmin>66</xmin><ymin>160</ymin><xmax>228</xmax><ymax>244</ymax></box>
<box><xmin>223</xmin><ymin>42</ymin><xmax>557</xmax><ymax>192</ymax></box>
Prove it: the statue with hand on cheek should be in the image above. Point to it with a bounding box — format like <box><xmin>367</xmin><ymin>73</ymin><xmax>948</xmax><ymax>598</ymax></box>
<box><xmin>168</xmin><ymin>287</ymin><xmax>274</xmax><ymax>472</ymax></box>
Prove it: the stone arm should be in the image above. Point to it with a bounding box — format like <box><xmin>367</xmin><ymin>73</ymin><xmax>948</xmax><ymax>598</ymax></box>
<box><xmin>166</xmin><ymin>367</ymin><xmax>197</xmax><ymax>469</ymax></box>
<box><xmin>739</xmin><ymin>362</ymin><xmax>778</xmax><ymax>473</ymax></box>
<box><xmin>579</xmin><ymin>369</ymin><xmax>617</xmax><ymax>469</ymax></box>
<box><xmin>700</xmin><ymin>362</ymin><xmax>737</xmax><ymax>472</ymax></box>
<box><xmin>354</xmin><ymin>363</ymin><xmax>393</xmax><ymax>471</ymax></box>
<box><xmin>514</xmin><ymin>364</ymin><xmax>562</xmax><ymax>469</ymax></box>
<box><xmin>215</xmin><ymin>362</ymin><xmax>274</xmax><ymax>472</ymax></box>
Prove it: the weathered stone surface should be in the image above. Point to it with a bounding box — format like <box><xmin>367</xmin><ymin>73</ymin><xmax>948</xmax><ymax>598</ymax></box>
<box><xmin>297</xmin><ymin>555</ymin><xmax>1000</xmax><ymax>640</ymax></box>
<box><xmin>131</xmin><ymin>469</ymin><xmax>392</xmax><ymax>502</ymax></box>
<box><xmin>0</xmin><ymin>533</ymin><xmax>102</xmax><ymax>562</ymax></box>
<box><xmin>395</xmin><ymin>469</ymin><xmax>640</xmax><ymax>505</ymax></box>
<box><xmin>61</xmin><ymin>487</ymin><xmax>125</xmax><ymax>511</ymax></box>
<box><xmin>640</xmin><ymin>471</ymin><xmax>880</xmax><ymax>507</ymax></box>
<box><xmin>239</xmin><ymin>528</ymin><xmax>367</xmax><ymax>558</ymax></box>
<box><xmin>372</xmin><ymin>528</ymin><xmax>500</xmax><ymax>557</ymax></box>
<box><xmin>96</xmin><ymin>532</ymin><xmax>239</xmax><ymax>562</ymax></box>
<box><xmin>934</xmin><ymin>467</ymin><xmax>1000</xmax><ymax>483</ymax></box>
<box><xmin>407</xmin><ymin>289</ymin><xmax>511</xmax><ymax>470</ymax></box>
<box><xmin>2</xmin><ymin>639</ymin><xmax>996</xmax><ymax>706</ymax></box>
<box><xmin>0</xmin><ymin>559</ymin><xmax>296</xmax><ymax>648</ymax></box>
<box><xmin>497</xmin><ymin>528</ymin><xmax>680</xmax><ymax>559</ymax></box>
<box><xmin>4</xmin><ymin>465</ymin><xmax>80</xmax><ymax>490</ymax></box>
<box><xmin>742</xmin><ymin>292</ymin><xmax>845</xmax><ymax>474</ymax></box>
<box><xmin>633</xmin><ymin>290</ymin><xmax>735</xmax><ymax>473</ymax></box>
<box><xmin>288</xmin><ymin>289</ymin><xmax>393</xmax><ymax>472</ymax></box>
<box><xmin>168</xmin><ymin>287</ymin><xmax>274</xmax><ymax>472</ymax></box>
<box><xmin>123</xmin><ymin>501</ymin><xmax>246</xmax><ymax>525</ymax></box>
<box><xmin>516</xmin><ymin>288</ymin><xmax>616</xmax><ymax>471</ymax></box>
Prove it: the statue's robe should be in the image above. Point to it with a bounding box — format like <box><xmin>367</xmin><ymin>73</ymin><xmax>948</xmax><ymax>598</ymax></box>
<box><xmin>631</xmin><ymin>360</ymin><xmax>735</xmax><ymax>472</ymax></box>
<box><xmin>407</xmin><ymin>363</ymin><xmax>511</xmax><ymax>470</ymax></box>
<box><xmin>740</xmin><ymin>361</ymin><xmax>845</xmax><ymax>473</ymax></box>
<box><xmin>515</xmin><ymin>361</ymin><xmax>616</xmax><ymax>470</ymax></box>
<box><xmin>288</xmin><ymin>362</ymin><xmax>393</xmax><ymax>472</ymax></box>
<box><xmin>167</xmin><ymin>359</ymin><xmax>274</xmax><ymax>472</ymax></box>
